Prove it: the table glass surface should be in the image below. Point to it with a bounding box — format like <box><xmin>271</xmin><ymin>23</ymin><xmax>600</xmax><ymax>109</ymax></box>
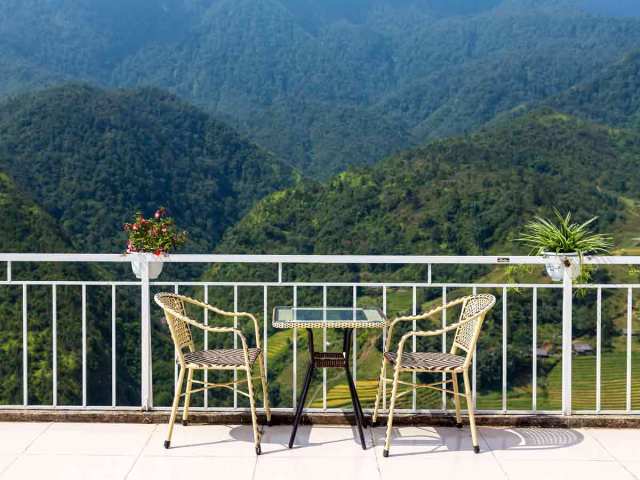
<box><xmin>273</xmin><ymin>307</ymin><xmax>386</xmax><ymax>328</ymax></box>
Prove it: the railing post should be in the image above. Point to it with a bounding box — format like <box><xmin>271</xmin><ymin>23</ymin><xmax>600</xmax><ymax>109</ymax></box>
<box><xmin>140</xmin><ymin>258</ymin><xmax>153</xmax><ymax>410</ymax></box>
<box><xmin>561</xmin><ymin>257</ymin><xmax>573</xmax><ymax>416</ymax></box>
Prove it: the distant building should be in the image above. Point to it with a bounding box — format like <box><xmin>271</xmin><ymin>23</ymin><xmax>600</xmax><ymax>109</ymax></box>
<box><xmin>536</xmin><ymin>348</ymin><xmax>550</xmax><ymax>358</ymax></box>
<box><xmin>573</xmin><ymin>341</ymin><xmax>594</xmax><ymax>355</ymax></box>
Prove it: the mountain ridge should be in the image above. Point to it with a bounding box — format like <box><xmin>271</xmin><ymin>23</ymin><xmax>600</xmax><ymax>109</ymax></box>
<box><xmin>2</xmin><ymin>0</ymin><xmax>640</xmax><ymax>176</ymax></box>
<box><xmin>0</xmin><ymin>83</ymin><xmax>295</xmax><ymax>252</ymax></box>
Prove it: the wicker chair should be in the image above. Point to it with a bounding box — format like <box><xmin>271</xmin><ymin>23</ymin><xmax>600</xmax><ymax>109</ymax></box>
<box><xmin>154</xmin><ymin>292</ymin><xmax>271</xmax><ymax>455</ymax></box>
<box><xmin>372</xmin><ymin>294</ymin><xmax>496</xmax><ymax>457</ymax></box>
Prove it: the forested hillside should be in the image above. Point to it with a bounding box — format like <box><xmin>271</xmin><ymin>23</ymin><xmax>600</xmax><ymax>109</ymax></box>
<box><xmin>544</xmin><ymin>51</ymin><xmax>640</xmax><ymax>128</ymax></box>
<box><xmin>0</xmin><ymin>174</ymin><xmax>143</xmax><ymax>407</ymax></box>
<box><xmin>0</xmin><ymin>84</ymin><xmax>294</xmax><ymax>252</ymax></box>
<box><xmin>1</xmin><ymin>0</ymin><xmax>640</xmax><ymax>176</ymax></box>
<box><xmin>207</xmin><ymin>111</ymin><xmax>640</xmax><ymax>406</ymax></box>
<box><xmin>217</xmin><ymin>110</ymin><xmax>638</xmax><ymax>258</ymax></box>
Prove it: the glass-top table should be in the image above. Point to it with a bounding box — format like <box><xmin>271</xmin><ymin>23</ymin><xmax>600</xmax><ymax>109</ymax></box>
<box><xmin>273</xmin><ymin>306</ymin><xmax>387</xmax><ymax>450</ymax></box>
<box><xmin>272</xmin><ymin>306</ymin><xmax>386</xmax><ymax>329</ymax></box>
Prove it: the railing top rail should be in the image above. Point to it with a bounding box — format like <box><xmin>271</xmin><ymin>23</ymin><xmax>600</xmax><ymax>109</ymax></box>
<box><xmin>0</xmin><ymin>253</ymin><xmax>639</xmax><ymax>265</ymax></box>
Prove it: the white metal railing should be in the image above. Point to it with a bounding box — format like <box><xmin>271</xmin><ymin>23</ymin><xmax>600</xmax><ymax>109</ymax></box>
<box><xmin>1</xmin><ymin>253</ymin><xmax>640</xmax><ymax>416</ymax></box>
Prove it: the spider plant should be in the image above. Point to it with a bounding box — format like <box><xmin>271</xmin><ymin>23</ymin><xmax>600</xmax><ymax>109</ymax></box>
<box><xmin>517</xmin><ymin>210</ymin><xmax>612</xmax><ymax>282</ymax></box>
<box><xmin>518</xmin><ymin>210</ymin><xmax>612</xmax><ymax>256</ymax></box>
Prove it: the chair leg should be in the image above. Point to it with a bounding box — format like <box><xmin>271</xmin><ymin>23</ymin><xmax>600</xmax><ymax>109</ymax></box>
<box><xmin>463</xmin><ymin>369</ymin><xmax>480</xmax><ymax>453</ymax></box>
<box><xmin>181</xmin><ymin>368</ymin><xmax>194</xmax><ymax>426</ymax></box>
<box><xmin>372</xmin><ymin>357</ymin><xmax>387</xmax><ymax>426</ymax></box>
<box><xmin>165</xmin><ymin>366</ymin><xmax>186</xmax><ymax>449</ymax></box>
<box><xmin>246</xmin><ymin>365</ymin><xmax>262</xmax><ymax>455</ymax></box>
<box><xmin>383</xmin><ymin>365</ymin><xmax>402</xmax><ymax>457</ymax></box>
<box><xmin>451</xmin><ymin>371</ymin><xmax>463</xmax><ymax>428</ymax></box>
<box><xmin>258</xmin><ymin>351</ymin><xmax>272</xmax><ymax>425</ymax></box>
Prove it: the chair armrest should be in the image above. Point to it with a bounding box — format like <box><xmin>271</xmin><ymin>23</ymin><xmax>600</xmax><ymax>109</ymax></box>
<box><xmin>201</xmin><ymin>304</ymin><xmax>262</xmax><ymax>350</ymax></box>
<box><xmin>162</xmin><ymin>294</ymin><xmax>262</xmax><ymax>349</ymax></box>
<box><xmin>165</xmin><ymin>308</ymin><xmax>248</xmax><ymax>348</ymax></box>
<box><xmin>385</xmin><ymin>297</ymin><xmax>467</xmax><ymax>351</ymax></box>
<box><xmin>398</xmin><ymin>320</ymin><xmax>466</xmax><ymax>345</ymax></box>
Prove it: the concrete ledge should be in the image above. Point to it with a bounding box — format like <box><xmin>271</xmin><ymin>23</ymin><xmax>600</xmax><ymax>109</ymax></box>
<box><xmin>1</xmin><ymin>410</ymin><xmax>640</xmax><ymax>428</ymax></box>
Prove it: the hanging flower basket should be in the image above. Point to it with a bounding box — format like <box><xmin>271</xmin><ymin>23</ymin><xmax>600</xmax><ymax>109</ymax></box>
<box><xmin>123</xmin><ymin>207</ymin><xmax>187</xmax><ymax>280</ymax></box>
<box><xmin>129</xmin><ymin>252</ymin><xmax>166</xmax><ymax>280</ymax></box>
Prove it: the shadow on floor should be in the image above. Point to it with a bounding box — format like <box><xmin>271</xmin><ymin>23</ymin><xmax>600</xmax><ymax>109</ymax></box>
<box><xmin>182</xmin><ymin>424</ymin><xmax>584</xmax><ymax>457</ymax></box>
<box><xmin>478</xmin><ymin>427</ymin><xmax>585</xmax><ymax>451</ymax></box>
<box><xmin>372</xmin><ymin>426</ymin><xmax>584</xmax><ymax>456</ymax></box>
<box><xmin>229</xmin><ymin>424</ymin><xmax>370</xmax><ymax>455</ymax></box>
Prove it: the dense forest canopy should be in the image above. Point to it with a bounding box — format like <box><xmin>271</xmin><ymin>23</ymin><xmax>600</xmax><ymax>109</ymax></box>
<box><xmin>1</xmin><ymin>0</ymin><xmax>640</xmax><ymax>176</ymax></box>
<box><xmin>0</xmin><ymin>84</ymin><xmax>294</xmax><ymax>252</ymax></box>
<box><xmin>215</xmin><ymin>110</ymin><xmax>639</xmax><ymax>258</ymax></box>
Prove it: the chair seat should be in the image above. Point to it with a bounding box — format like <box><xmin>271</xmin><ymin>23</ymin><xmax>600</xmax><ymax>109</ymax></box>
<box><xmin>184</xmin><ymin>348</ymin><xmax>261</xmax><ymax>368</ymax></box>
<box><xmin>384</xmin><ymin>351</ymin><xmax>465</xmax><ymax>372</ymax></box>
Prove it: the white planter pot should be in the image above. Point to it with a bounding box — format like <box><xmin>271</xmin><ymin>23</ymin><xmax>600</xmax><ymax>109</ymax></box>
<box><xmin>543</xmin><ymin>252</ymin><xmax>581</xmax><ymax>282</ymax></box>
<box><xmin>129</xmin><ymin>252</ymin><xmax>165</xmax><ymax>280</ymax></box>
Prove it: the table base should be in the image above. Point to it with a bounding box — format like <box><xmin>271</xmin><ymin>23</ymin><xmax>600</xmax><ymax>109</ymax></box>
<box><xmin>289</xmin><ymin>328</ymin><xmax>367</xmax><ymax>450</ymax></box>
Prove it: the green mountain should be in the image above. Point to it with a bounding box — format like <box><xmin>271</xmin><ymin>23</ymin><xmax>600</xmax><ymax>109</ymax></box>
<box><xmin>207</xmin><ymin>111</ymin><xmax>640</xmax><ymax>406</ymax></box>
<box><xmin>0</xmin><ymin>173</ymin><xmax>138</xmax><ymax>407</ymax></box>
<box><xmin>2</xmin><ymin>1</ymin><xmax>640</xmax><ymax>176</ymax></box>
<box><xmin>0</xmin><ymin>173</ymin><xmax>71</xmax><ymax>253</ymax></box>
<box><xmin>544</xmin><ymin>51</ymin><xmax>640</xmax><ymax>128</ymax></box>
<box><xmin>0</xmin><ymin>83</ymin><xmax>295</xmax><ymax>408</ymax></box>
<box><xmin>118</xmin><ymin>0</ymin><xmax>640</xmax><ymax>176</ymax></box>
<box><xmin>0</xmin><ymin>84</ymin><xmax>294</xmax><ymax>253</ymax></box>
<box><xmin>217</xmin><ymin>111</ymin><xmax>639</xmax><ymax>258</ymax></box>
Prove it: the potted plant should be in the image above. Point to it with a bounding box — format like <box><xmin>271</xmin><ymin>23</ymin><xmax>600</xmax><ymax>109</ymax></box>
<box><xmin>124</xmin><ymin>208</ymin><xmax>187</xmax><ymax>279</ymax></box>
<box><xmin>517</xmin><ymin>210</ymin><xmax>611</xmax><ymax>281</ymax></box>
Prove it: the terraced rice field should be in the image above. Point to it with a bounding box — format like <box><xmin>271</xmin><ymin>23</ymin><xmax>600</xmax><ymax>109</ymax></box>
<box><xmin>311</xmin><ymin>377</ymin><xmax>444</xmax><ymax>409</ymax></box>
<box><xmin>266</xmin><ymin>329</ymin><xmax>292</xmax><ymax>364</ymax></box>
<box><xmin>545</xmin><ymin>351</ymin><xmax>640</xmax><ymax>410</ymax></box>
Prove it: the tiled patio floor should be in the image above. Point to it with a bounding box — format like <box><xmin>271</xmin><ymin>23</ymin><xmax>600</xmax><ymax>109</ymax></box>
<box><xmin>0</xmin><ymin>422</ymin><xmax>639</xmax><ymax>480</ymax></box>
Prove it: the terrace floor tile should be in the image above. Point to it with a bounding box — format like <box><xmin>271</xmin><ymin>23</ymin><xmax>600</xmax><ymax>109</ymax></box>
<box><xmin>370</xmin><ymin>425</ymin><xmax>491</xmax><ymax>456</ymax></box>
<box><xmin>144</xmin><ymin>424</ymin><xmax>261</xmax><ymax>457</ymax></box>
<box><xmin>0</xmin><ymin>422</ymin><xmax>638</xmax><ymax>479</ymax></box>
<box><xmin>2</xmin><ymin>454</ymin><xmax>136</xmax><ymax>480</ymax></box>
<box><xmin>583</xmin><ymin>428</ymin><xmax>640</xmax><ymax>462</ymax></box>
<box><xmin>128</xmin><ymin>455</ymin><xmax>257</xmax><ymax>480</ymax></box>
<box><xmin>254</xmin><ymin>456</ymin><xmax>380</xmax><ymax>480</ymax></box>
<box><xmin>497</xmin><ymin>459</ymin><xmax>635</xmax><ymax>480</ymax></box>
<box><xmin>25</xmin><ymin>422</ymin><xmax>156</xmax><ymax>456</ymax></box>
<box><xmin>480</xmin><ymin>427</ymin><xmax>615</xmax><ymax>462</ymax></box>
<box><xmin>260</xmin><ymin>425</ymin><xmax>374</xmax><ymax>457</ymax></box>
<box><xmin>0</xmin><ymin>422</ymin><xmax>50</xmax><ymax>454</ymax></box>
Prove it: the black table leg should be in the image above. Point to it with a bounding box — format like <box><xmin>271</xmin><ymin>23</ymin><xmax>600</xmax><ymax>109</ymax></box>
<box><xmin>343</xmin><ymin>329</ymin><xmax>367</xmax><ymax>427</ymax></box>
<box><xmin>288</xmin><ymin>329</ymin><xmax>315</xmax><ymax>448</ymax></box>
<box><xmin>343</xmin><ymin>328</ymin><xmax>367</xmax><ymax>449</ymax></box>
<box><xmin>288</xmin><ymin>327</ymin><xmax>368</xmax><ymax>450</ymax></box>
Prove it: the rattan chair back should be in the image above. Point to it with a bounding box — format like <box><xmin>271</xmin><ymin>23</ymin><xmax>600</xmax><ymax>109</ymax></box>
<box><xmin>156</xmin><ymin>292</ymin><xmax>195</xmax><ymax>356</ymax></box>
<box><xmin>452</xmin><ymin>294</ymin><xmax>495</xmax><ymax>357</ymax></box>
